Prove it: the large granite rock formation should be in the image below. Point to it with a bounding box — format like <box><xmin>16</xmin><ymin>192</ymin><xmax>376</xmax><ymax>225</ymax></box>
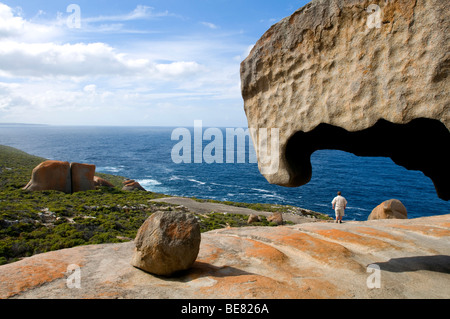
<box><xmin>23</xmin><ymin>160</ymin><xmax>97</xmax><ymax>194</ymax></box>
<box><xmin>70</xmin><ymin>163</ymin><xmax>96</xmax><ymax>193</ymax></box>
<box><xmin>23</xmin><ymin>160</ymin><xmax>72</xmax><ymax>193</ymax></box>
<box><xmin>1</xmin><ymin>214</ymin><xmax>449</xmax><ymax>299</ymax></box>
<box><xmin>368</xmin><ymin>199</ymin><xmax>408</xmax><ymax>220</ymax></box>
<box><xmin>240</xmin><ymin>0</ymin><xmax>450</xmax><ymax>200</ymax></box>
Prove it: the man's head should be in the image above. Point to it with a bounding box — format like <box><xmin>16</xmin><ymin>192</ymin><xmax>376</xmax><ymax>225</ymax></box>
<box><xmin>337</xmin><ymin>191</ymin><xmax>342</xmax><ymax>196</ymax></box>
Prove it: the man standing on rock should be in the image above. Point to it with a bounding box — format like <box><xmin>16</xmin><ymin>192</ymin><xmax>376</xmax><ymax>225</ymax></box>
<box><xmin>332</xmin><ymin>191</ymin><xmax>347</xmax><ymax>223</ymax></box>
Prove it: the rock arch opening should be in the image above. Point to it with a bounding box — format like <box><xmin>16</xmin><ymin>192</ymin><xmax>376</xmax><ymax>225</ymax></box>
<box><xmin>285</xmin><ymin>118</ymin><xmax>450</xmax><ymax>200</ymax></box>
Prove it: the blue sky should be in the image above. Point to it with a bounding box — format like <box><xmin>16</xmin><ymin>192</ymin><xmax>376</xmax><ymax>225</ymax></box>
<box><xmin>0</xmin><ymin>0</ymin><xmax>309</xmax><ymax>126</ymax></box>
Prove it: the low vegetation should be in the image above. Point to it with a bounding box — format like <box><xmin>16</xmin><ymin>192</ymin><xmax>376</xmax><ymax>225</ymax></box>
<box><xmin>191</xmin><ymin>197</ymin><xmax>331</xmax><ymax>220</ymax></box>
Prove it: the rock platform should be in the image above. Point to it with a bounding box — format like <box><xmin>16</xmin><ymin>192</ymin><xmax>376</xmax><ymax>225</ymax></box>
<box><xmin>1</xmin><ymin>214</ymin><xmax>449</xmax><ymax>299</ymax></box>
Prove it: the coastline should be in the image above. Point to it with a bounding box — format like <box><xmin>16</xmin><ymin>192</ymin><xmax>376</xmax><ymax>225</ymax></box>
<box><xmin>0</xmin><ymin>144</ymin><xmax>329</xmax><ymax>265</ymax></box>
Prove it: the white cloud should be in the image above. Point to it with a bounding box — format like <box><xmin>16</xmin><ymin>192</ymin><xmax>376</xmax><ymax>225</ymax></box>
<box><xmin>0</xmin><ymin>2</ymin><xmax>249</xmax><ymax>126</ymax></box>
<box><xmin>0</xmin><ymin>3</ymin><xmax>24</xmax><ymax>37</ymax></box>
<box><xmin>155</xmin><ymin>61</ymin><xmax>203</xmax><ymax>77</ymax></box>
<box><xmin>201</xmin><ymin>22</ymin><xmax>219</xmax><ymax>29</ymax></box>
<box><xmin>0</xmin><ymin>41</ymin><xmax>203</xmax><ymax>79</ymax></box>
<box><xmin>83</xmin><ymin>84</ymin><xmax>97</xmax><ymax>94</ymax></box>
<box><xmin>84</xmin><ymin>5</ymin><xmax>170</xmax><ymax>23</ymax></box>
<box><xmin>0</xmin><ymin>3</ymin><xmax>62</xmax><ymax>41</ymax></box>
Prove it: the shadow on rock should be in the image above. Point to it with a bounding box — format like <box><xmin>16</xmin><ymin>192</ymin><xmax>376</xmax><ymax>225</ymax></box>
<box><xmin>152</xmin><ymin>261</ymin><xmax>255</xmax><ymax>283</ymax></box>
<box><xmin>376</xmin><ymin>255</ymin><xmax>450</xmax><ymax>274</ymax></box>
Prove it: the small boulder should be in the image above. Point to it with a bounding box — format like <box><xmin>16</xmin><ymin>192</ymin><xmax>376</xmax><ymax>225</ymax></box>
<box><xmin>70</xmin><ymin>163</ymin><xmax>96</xmax><ymax>193</ymax></box>
<box><xmin>247</xmin><ymin>214</ymin><xmax>260</xmax><ymax>224</ymax></box>
<box><xmin>123</xmin><ymin>179</ymin><xmax>135</xmax><ymax>185</ymax></box>
<box><xmin>122</xmin><ymin>180</ymin><xmax>146</xmax><ymax>191</ymax></box>
<box><xmin>368</xmin><ymin>199</ymin><xmax>408</xmax><ymax>220</ymax></box>
<box><xmin>23</xmin><ymin>160</ymin><xmax>71</xmax><ymax>193</ymax></box>
<box><xmin>130</xmin><ymin>211</ymin><xmax>201</xmax><ymax>276</ymax></box>
<box><xmin>93</xmin><ymin>176</ymin><xmax>115</xmax><ymax>188</ymax></box>
<box><xmin>267</xmin><ymin>212</ymin><xmax>283</xmax><ymax>225</ymax></box>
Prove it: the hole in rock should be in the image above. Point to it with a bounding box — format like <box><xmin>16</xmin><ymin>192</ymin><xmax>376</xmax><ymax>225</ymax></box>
<box><xmin>285</xmin><ymin>118</ymin><xmax>450</xmax><ymax>200</ymax></box>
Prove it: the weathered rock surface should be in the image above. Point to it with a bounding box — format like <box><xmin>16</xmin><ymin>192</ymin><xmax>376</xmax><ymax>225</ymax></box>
<box><xmin>368</xmin><ymin>199</ymin><xmax>408</xmax><ymax>220</ymax></box>
<box><xmin>1</xmin><ymin>214</ymin><xmax>449</xmax><ymax>299</ymax></box>
<box><xmin>24</xmin><ymin>161</ymin><xmax>99</xmax><ymax>193</ymax></box>
<box><xmin>130</xmin><ymin>211</ymin><xmax>201</xmax><ymax>276</ymax></box>
<box><xmin>23</xmin><ymin>160</ymin><xmax>71</xmax><ymax>193</ymax></box>
<box><xmin>240</xmin><ymin>0</ymin><xmax>450</xmax><ymax>200</ymax></box>
<box><xmin>247</xmin><ymin>214</ymin><xmax>260</xmax><ymax>224</ymax></box>
<box><xmin>70</xmin><ymin>163</ymin><xmax>96</xmax><ymax>193</ymax></box>
<box><xmin>93</xmin><ymin>176</ymin><xmax>115</xmax><ymax>188</ymax></box>
<box><xmin>267</xmin><ymin>212</ymin><xmax>284</xmax><ymax>225</ymax></box>
<box><xmin>122</xmin><ymin>179</ymin><xmax>146</xmax><ymax>191</ymax></box>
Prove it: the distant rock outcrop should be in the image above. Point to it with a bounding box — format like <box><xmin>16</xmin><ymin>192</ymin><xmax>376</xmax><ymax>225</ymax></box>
<box><xmin>23</xmin><ymin>160</ymin><xmax>72</xmax><ymax>193</ymax></box>
<box><xmin>70</xmin><ymin>163</ymin><xmax>96</xmax><ymax>193</ymax></box>
<box><xmin>130</xmin><ymin>211</ymin><xmax>201</xmax><ymax>276</ymax></box>
<box><xmin>93</xmin><ymin>176</ymin><xmax>115</xmax><ymax>188</ymax></box>
<box><xmin>24</xmin><ymin>160</ymin><xmax>114</xmax><ymax>194</ymax></box>
<box><xmin>368</xmin><ymin>199</ymin><xmax>407</xmax><ymax>220</ymax></box>
<box><xmin>240</xmin><ymin>0</ymin><xmax>450</xmax><ymax>200</ymax></box>
<box><xmin>122</xmin><ymin>179</ymin><xmax>146</xmax><ymax>191</ymax></box>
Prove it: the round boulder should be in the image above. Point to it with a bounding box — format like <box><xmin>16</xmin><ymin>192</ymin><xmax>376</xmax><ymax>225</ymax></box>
<box><xmin>130</xmin><ymin>211</ymin><xmax>201</xmax><ymax>276</ymax></box>
<box><xmin>368</xmin><ymin>199</ymin><xmax>408</xmax><ymax>220</ymax></box>
<box><xmin>267</xmin><ymin>212</ymin><xmax>284</xmax><ymax>225</ymax></box>
<box><xmin>247</xmin><ymin>214</ymin><xmax>261</xmax><ymax>224</ymax></box>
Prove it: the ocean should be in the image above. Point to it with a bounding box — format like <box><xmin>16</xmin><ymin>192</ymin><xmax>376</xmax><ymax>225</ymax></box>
<box><xmin>0</xmin><ymin>125</ymin><xmax>448</xmax><ymax>221</ymax></box>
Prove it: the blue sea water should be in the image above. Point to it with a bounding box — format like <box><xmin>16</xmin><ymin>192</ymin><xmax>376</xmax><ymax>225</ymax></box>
<box><xmin>0</xmin><ymin>125</ymin><xmax>448</xmax><ymax>221</ymax></box>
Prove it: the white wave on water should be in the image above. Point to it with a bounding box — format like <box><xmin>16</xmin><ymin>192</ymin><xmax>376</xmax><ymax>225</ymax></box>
<box><xmin>251</xmin><ymin>188</ymin><xmax>272</xmax><ymax>193</ymax></box>
<box><xmin>97</xmin><ymin>166</ymin><xmax>122</xmax><ymax>173</ymax></box>
<box><xmin>135</xmin><ymin>179</ymin><xmax>162</xmax><ymax>190</ymax></box>
<box><xmin>210</xmin><ymin>182</ymin><xmax>247</xmax><ymax>189</ymax></box>
<box><xmin>210</xmin><ymin>182</ymin><xmax>235</xmax><ymax>188</ymax></box>
<box><xmin>261</xmin><ymin>193</ymin><xmax>285</xmax><ymax>201</ymax></box>
<box><xmin>346</xmin><ymin>206</ymin><xmax>371</xmax><ymax>212</ymax></box>
<box><xmin>188</xmin><ymin>179</ymin><xmax>206</xmax><ymax>185</ymax></box>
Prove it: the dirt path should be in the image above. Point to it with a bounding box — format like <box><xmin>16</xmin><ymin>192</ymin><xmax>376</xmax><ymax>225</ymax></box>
<box><xmin>150</xmin><ymin>197</ymin><xmax>321</xmax><ymax>224</ymax></box>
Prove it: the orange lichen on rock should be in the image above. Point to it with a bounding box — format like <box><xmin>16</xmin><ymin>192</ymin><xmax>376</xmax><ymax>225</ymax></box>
<box><xmin>353</xmin><ymin>226</ymin><xmax>412</xmax><ymax>243</ymax></box>
<box><xmin>196</xmin><ymin>242</ymin><xmax>225</xmax><ymax>265</ymax></box>
<box><xmin>200</xmin><ymin>273</ymin><xmax>305</xmax><ymax>299</ymax></box>
<box><xmin>312</xmin><ymin>229</ymin><xmax>401</xmax><ymax>251</ymax></box>
<box><xmin>243</xmin><ymin>238</ymin><xmax>288</xmax><ymax>263</ymax></box>
<box><xmin>23</xmin><ymin>160</ymin><xmax>71</xmax><ymax>193</ymax></box>
<box><xmin>386</xmin><ymin>225</ymin><xmax>450</xmax><ymax>238</ymax></box>
<box><xmin>261</xmin><ymin>227</ymin><xmax>362</xmax><ymax>270</ymax></box>
<box><xmin>0</xmin><ymin>249</ymin><xmax>85</xmax><ymax>298</ymax></box>
<box><xmin>1</xmin><ymin>215</ymin><xmax>449</xmax><ymax>299</ymax></box>
<box><xmin>70</xmin><ymin>162</ymin><xmax>96</xmax><ymax>193</ymax></box>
